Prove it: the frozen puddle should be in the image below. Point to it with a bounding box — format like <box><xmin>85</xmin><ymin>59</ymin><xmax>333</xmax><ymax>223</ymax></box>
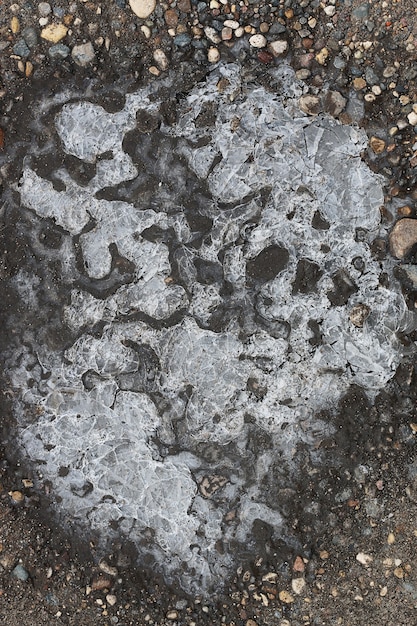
<box><xmin>3</xmin><ymin>63</ymin><xmax>414</xmax><ymax>593</ymax></box>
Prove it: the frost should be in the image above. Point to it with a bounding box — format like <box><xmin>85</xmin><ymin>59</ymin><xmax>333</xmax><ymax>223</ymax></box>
<box><xmin>5</xmin><ymin>63</ymin><xmax>414</xmax><ymax>593</ymax></box>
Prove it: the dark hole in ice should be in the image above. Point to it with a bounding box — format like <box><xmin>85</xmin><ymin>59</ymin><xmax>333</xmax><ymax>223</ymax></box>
<box><xmin>308</xmin><ymin>319</ymin><xmax>323</xmax><ymax>347</ymax></box>
<box><xmin>246</xmin><ymin>245</ymin><xmax>289</xmax><ymax>282</ymax></box>
<box><xmin>292</xmin><ymin>259</ymin><xmax>323</xmax><ymax>295</ymax></box>
<box><xmin>64</xmin><ymin>154</ymin><xmax>97</xmax><ymax>187</ymax></box>
<box><xmin>311</xmin><ymin>210</ymin><xmax>330</xmax><ymax>230</ymax></box>
<box><xmin>327</xmin><ymin>269</ymin><xmax>358</xmax><ymax>306</ymax></box>
<box><xmin>194</xmin><ymin>258</ymin><xmax>223</xmax><ymax>285</ymax></box>
<box><xmin>136</xmin><ymin>109</ymin><xmax>160</xmax><ymax>134</ymax></box>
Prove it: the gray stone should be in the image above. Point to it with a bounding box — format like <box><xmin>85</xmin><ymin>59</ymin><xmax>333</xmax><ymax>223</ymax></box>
<box><xmin>49</xmin><ymin>43</ymin><xmax>70</xmax><ymax>60</ymax></box>
<box><xmin>352</xmin><ymin>3</ymin><xmax>369</xmax><ymax>19</ymax></box>
<box><xmin>22</xmin><ymin>27</ymin><xmax>38</xmax><ymax>48</ymax></box>
<box><xmin>12</xmin><ymin>564</ymin><xmax>29</xmax><ymax>582</ymax></box>
<box><xmin>38</xmin><ymin>2</ymin><xmax>51</xmax><ymax>16</ymax></box>
<box><xmin>71</xmin><ymin>42</ymin><xmax>95</xmax><ymax>67</ymax></box>
<box><xmin>173</xmin><ymin>34</ymin><xmax>192</xmax><ymax>47</ymax></box>
<box><xmin>13</xmin><ymin>39</ymin><xmax>30</xmax><ymax>57</ymax></box>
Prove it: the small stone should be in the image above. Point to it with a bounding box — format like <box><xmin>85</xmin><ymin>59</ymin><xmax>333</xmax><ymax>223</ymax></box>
<box><xmin>352</xmin><ymin>3</ymin><xmax>369</xmax><ymax>19</ymax></box>
<box><xmin>173</xmin><ymin>33</ymin><xmax>191</xmax><ymax>47</ymax></box>
<box><xmin>91</xmin><ymin>576</ymin><xmax>112</xmax><ymax>591</ymax></box>
<box><xmin>389</xmin><ymin>219</ymin><xmax>417</xmax><ymax>259</ymax></box>
<box><xmin>208</xmin><ymin>47</ymin><xmax>220</xmax><ymax>63</ymax></box>
<box><xmin>262</xmin><ymin>572</ymin><xmax>278</xmax><ymax>583</ymax></box>
<box><xmin>299</xmin><ymin>94</ymin><xmax>321</xmax><ymax>116</ymax></box>
<box><xmin>387</xmin><ymin>533</ymin><xmax>395</xmax><ymax>545</ymax></box>
<box><xmin>293</xmin><ymin>556</ymin><xmax>305</xmax><ymax>572</ymax></box>
<box><xmin>319</xmin><ymin>550</ymin><xmax>329</xmax><ymax>559</ymax></box>
<box><xmin>9</xmin><ymin>490</ymin><xmax>24</xmax><ymax>503</ymax></box>
<box><xmin>394</xmin><ymin>567</ymin><xmax>404</xmax><ymax>579</ymax></box>
<box><xmin>222</xmin><ymin>27</ymin><xmax>233</xmax><ymax>41</ymax></box>
<box><xmin>13</xmin><ymin>39</ymin><xmax>30</xmax><ymax>58</ymax></box>
<box><xmin>38</xmin><ymin>2</ymin><xmax>52</xmax><ymax>16</ymax></box>
<box><xmin>268</xmin><ymin>40</ymin><xmax>288</xmax><ymax>56</ymax></box>
<box><xmin>324</xmin><ymin>90</ymin><xmax>347</xmax><ymax>116</ymax></box>
<box><xmin>353</xmin><ymin>77</ymin><xmax>366</xmax><ymax>90</ymax></box>
<box><xmin>380</xmin><ymin>586</ymin><xmax>388</xmax><ymax>597</ymax></box>
<box><xmin>177</xmin><ymin>0</ymin><xmax>191</xmax><ymax>11</ymax></box>
<box><xmin>356</xmin><ymin>552</ymin><xmax>373</xmax><ymax>566</ymax></box>
<box><xmin>278</xmin><ymin>590</ymin><xmax>294</xmax><ymax>604</ymax></box>
<box><xmin>153</xmin><ymin>49</ymin><xmax>168</xmax><ymax>71</ymax></box>
<box><xmin>224</xmin><ymin>20</ymin><xmax>240</xmax><ymax>29</ymax></box>
<box><xmin>71</xmin><ymin>42</ymin><xmax>95</xmax><ymax>67</ymax></box>
<box><xmin>349</xmin><ymin>304</ymin><xmax>370</xmax><ymax>328</ymax></box>
<box><xmin>167</xmin><ymin>610</ymin><xmax>178</xmax><ymax>620</ymax></box>
<box><xmin>249</xmin><ymin>34</ymin><xmax>267</xmax><ymax>48</ymax></box>
<box><xmin>370</xmin><ymin>136</ymin><xmax>386</xmax><ymax>154</ymax></box>
<box><xmin>11</xmin><ymin>16</ymin><xmax>20</xmax><ymax>34</ymax></box>
<box><xmin>324</xmin><ymin>5</ymin><xmax>336</xmax><ymax>16</ymax></box>
<box><xmin>49</xmin><ymin>43</ymin><xmax>70</xmax><ymax>59</ymax></box>
<box><xmin>164</xmin><ymin>9</ymin><xmax>178</xmax><ymax>28</ymax></box>
<box><xmin>129</xmin><ymin>0</ymin><xmax>156</xmax><ymax>18</ymax></box>
<box><xmin>106</xmin><ymin>594</ymin><xmax>117</xmax><ymax>606</ymax></box>
<box><xmin>12</xmin><ymin>564</ymin><xmax>29</xmax><ymax>582</ymax></box>
<box><xmin>41</xmin><ymin>23</ymin><xmax>68</xmax><ymax>43</ymax></box>
<box><xmin>291</xmin><ymin>578</ymin><xmax>305</xmax><ymax>595</ymax></box>
<box><xmin>99</xmin><ymin>560</ymin><xmax>118</xmax><ymax>577</ymax></box>
<box><xmin>25</xmin><ymin>61</ymin><xmax>33</xmax><ymax>77</ymax></box>
<box><xmin>246</xmin><ymin>621</ymin><xmax>258</xmax><ymax>626</ymax></box>
<box><xmin>408</xmin><ymin>111</ymin><xmax>417</xmax><ymax>126</ymax></box>
<box><xmin>205</xmin><ymin>26</ymin><xmax>221</xmax><ymax>44</ymax></box>
<box><xmin>315</xmin><ymin>47</ymin><xmax>329</xmax><ymax>65</ymax></box>
<box><xmin>22</xmin><ymin>26</ymin><xmax>38</xmax><ymax>48</ymax></box>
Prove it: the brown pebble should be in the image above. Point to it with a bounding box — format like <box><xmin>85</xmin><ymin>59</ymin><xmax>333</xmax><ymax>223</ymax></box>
<box><xmin>397</xmin><ymin>205</ymin><xmax>413</xmax><ymax>217</ymax></box>
<box><xmin>389</xmin><ymin>218</ymin><xmax>417</xmax><ymax>258</ymax></box>
<box><xmin>167</xmin><ymin>610</ymin><xmax>178</xmax><ymax>620</ymax></box>
<box><xmin>164</xmin><ymin>9</ymin><xmax>178</xmax><ymax>27</ymax></box>
<box><xmin>91</xmin><ymin>577</ymin><xmax>112</xmax><ymax>591</ymax></box>
<box><xmin>353</xmin><ymin>77</ymin><xmax>367</xmax><ymax>90</ymax></box>
<box><xmin>177</xmin><ymin>0</ymin><xmax>191</xmax><ymax>11</ymax></box>
<box><xmin>222</xmin><ymin>27</ymin><xmax>233</xmax><ymax>40</ymax></box>
<box><xmin>302</xmin><ymin>37</ymin><xmax>313</xmax><ymax>49</ymax></box>
<box><xmin>257</xmin><ymin>50</ymin><xmax>273</xmax><ymax>64</ymax></box>
<box><xmin>370</xmin><ymin>136</ymin><xmax>386</xmax><ymax>154</ymax></box>
<box><xmin>293</xmin><ymin>556</ymin><xmax>305</xmax><ymax>572</ymax></box>
<box><xmin>9</xmin><ymin>490</ymin><xmax>24</xmax><ymax>503</ymax></box>
<box><xmin>245</xmin><ymin>620</ymin><xmax>258</xmax><ymax>626</ymax></box>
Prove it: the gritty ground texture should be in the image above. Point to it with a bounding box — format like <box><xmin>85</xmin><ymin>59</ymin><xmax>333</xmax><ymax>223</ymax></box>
<box><xmin>1</xmin><ymin>0</ymin><xmax>417</xmax><ymax>625</ymax></box>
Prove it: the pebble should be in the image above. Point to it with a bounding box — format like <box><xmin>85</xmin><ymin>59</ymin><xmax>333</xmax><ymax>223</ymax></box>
<box><xmin>38</xmin><ymin>2</ymin><xmax>52</xmax><ymax>17</ymax></box>
<box><xmin>153</xmin><ymin>49</ymin><xmax>168</xmax><ymax>71</ymax></box>
<box><xmin>49</xmin><ymin>43</ymin><xmax>70</xmax><ymax>59</ymax></box>
<box><xmin>208</xmin><ymin>47</ymin><xmax>220</xmax><ymax>63</ymax></box>
<box><xmin>293</xmin><ymin>556</ymin><xmax>305</xmax><ymax>572</ymax></box>
<box><xmin>9</xmin><ymin>490</ymin><xmax>24</xmax><ymax>503</ymax></box>
<box><xmin>22</xmin><ymin>26</ymin><xmax>38</xmax><ymax>48</ymax></box>
<box><xmin>324</xmin><ymin>90</ymin><xmax>347</xmax><ymax>116</ymax></box>
<box><xmin>291</xmin><ymin>577</ymin><xmax>306</xmax><ymax>595</ymax></box>
<box><xmin>41</xmin><ymin>23</ymin><xmax>68</xmax><ymax>43</ymax></box>
<box><xmin>174</xmin><ymin>34</ymin><xmax>191</xmax><ymax>47</ymax></box>
<box><xmin>369</xmin><ymin>136</ymin><xmax>386</xmax><ymax>154</ymax></box>
<box><xmin>129</xmin><ymin>0</ymin><xmax>156</xmax><ymax>19</ymax></box>
<box><xmin>407</xmin><ymin>111</ymin><xmax>417</xmax><ymax>126</ymax></box>
<box><xmin>99</xmin><ymin>560</ymin><xmax>118</xmax><ymax>577</ymax></box>
<box><xmin>315</xmin><ymin>47</ymin><xmax>329</xmax><ymax>65</ymax></box>
<box><xmin>268</xmin><ymin>40</ymin><xmax>288</xmax><ymax>56</ymax></box>
<box><xmin>12</xmin><ymin>564</ymin><xmax>29</xmax><ymax>582</ymax></box>
<box><xmin>106</xmin><ymin>594</ymin><xmax>117</xmax><ymax>606</ymax></box>
<box><xmin>353</xmin><ymin>77</ymin><xmax>367</xmax><ymax>90</ymax></box>
<box><xmin>167</xmin><ymin>610</ymin><xmax>178</xmax><ymax>620</ymax></box>
<box><xmin>299</xmin><ymin>94</ymin><xmax>321</xmax><ymax>116</ymax></box>
<box><xmin>11</xmin><ymin>16</ymin><xmax>20</xmax><ymax>34</ymax></box>
<box><xmin>356</xmin><ymin>552</ymin><xmax>373</xmax><ymax>566</ymax></box>
<box><xmin>71</xmin><ymin>42</ymin><xmax>95</xmax><ymax>67</ymax></box>
<box><xmin>13</xmin><ymin>40</ymin><xmax>30</xmax><ymax>58</ymax></box>
<box><xmin>278</xmin><ymin>590</ymin><xmax>294</xmax><ymax>604</ymax></box>
<box><xmin>389</xmin><ymin>218</ymin><xmax>417</xmax><ymax>259</ymax></box>
<box><xmin>249</xmin><ymin>34</ymin><xmax>267</xmax><ymax>48</ymax></box>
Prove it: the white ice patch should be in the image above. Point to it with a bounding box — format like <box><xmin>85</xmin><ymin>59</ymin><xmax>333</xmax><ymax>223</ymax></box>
<box><xmin>8</xmin><ymin>63</ymin><xmax>414</xmax><ymax>592</ymax></box>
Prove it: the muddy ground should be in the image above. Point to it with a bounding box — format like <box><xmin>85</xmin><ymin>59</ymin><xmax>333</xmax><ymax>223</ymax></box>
<box><xmin>1</xmin><ymin>0</ymin><xmax>417</xmax><ymax>624</ymax></box>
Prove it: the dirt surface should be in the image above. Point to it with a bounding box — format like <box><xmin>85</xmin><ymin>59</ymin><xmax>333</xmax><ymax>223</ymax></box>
<box><xmin>1</xmin><ymin>1</ymin><xmax>417</xmax><ymax>625</ymax></box>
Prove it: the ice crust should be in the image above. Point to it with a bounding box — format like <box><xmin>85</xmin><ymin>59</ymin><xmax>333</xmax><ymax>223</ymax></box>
<box><xmin>7</xmin><ymin>63</ymin><xmax>414</xmax><ymax>592</ymax></box>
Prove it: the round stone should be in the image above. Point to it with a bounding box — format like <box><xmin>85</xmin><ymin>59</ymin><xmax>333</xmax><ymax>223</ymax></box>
<box><xmin>129</xmin><ymin>0</ymin><xmax>156</xmax><ymax>19</ymax></box>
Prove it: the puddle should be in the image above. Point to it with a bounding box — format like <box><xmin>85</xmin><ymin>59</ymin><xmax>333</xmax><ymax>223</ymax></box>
<box><xmin>0</xmin><ymin>62</ymin><xmax>414</xmax><ymax>595</ymax></box>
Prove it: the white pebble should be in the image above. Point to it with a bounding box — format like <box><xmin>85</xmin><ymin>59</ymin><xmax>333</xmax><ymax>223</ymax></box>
<box><xmin>129</xmin><ymin>0</ymin><xmax>156</xmax><ymax>19</ymax></box>
<box><xmin>153</xmin><ymin>49</ymin><xmax>169</xmax><ymax>71</ymax></box>
<box><xmin>249</xmin><ymin>34</ymin><xmax>267</xmax><ymax>48</ymax></box>
<box><xmin>208</xmin><ymin>47</ymin><xmax>220</xmax><ymax>63</ymax></box>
